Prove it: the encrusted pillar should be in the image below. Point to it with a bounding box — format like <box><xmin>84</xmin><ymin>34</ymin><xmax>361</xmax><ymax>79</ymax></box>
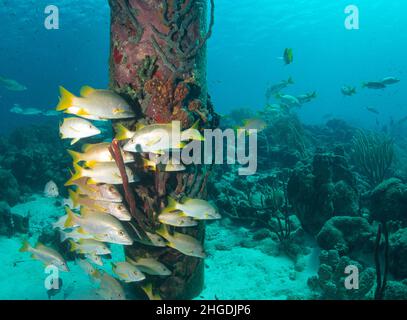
<box><xmin>108</xmin><ymin>0</ymin><xmax>216</xmax><ymax>299</ymax></box>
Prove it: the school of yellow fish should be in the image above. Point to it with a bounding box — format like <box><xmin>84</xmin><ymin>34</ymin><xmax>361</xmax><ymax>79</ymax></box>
<box><xmin>19</xmin><ymin>85</ymin><xmax>221</xmax><ymax>300</ymax></box>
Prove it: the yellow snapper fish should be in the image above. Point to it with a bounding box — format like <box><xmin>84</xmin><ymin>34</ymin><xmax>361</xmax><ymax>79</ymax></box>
<box><xmin>140</xmin><ymin>283</ymin><xmax>162</xmax><ymax>300</ymax></box>
<box><xmin>68</xmin><ymin>177</ymin><xmax>123</xmax><ymax>203</ymax></box>
<box><xmin>56</xmin><ymin>86</ymin><xmax>136</xmax><ymax>120</ymax></box>
<box><xmin>85</xmin><ymin>252</ymin><xmax>104</xmax><ymax>266</ymax></box>
<box><xmin>134</xmin><ymin>231</ymin><xmax>167</xmax><ymax>247</ymax></box>
<box><xmin>19</xmin><ymin>240</ymin><xmax>69</xmax><ymax>271</ymax></box>
<box><xmin>52</xmin><ymin>214</ymin><xmax>75</xmax><ymax>230</ymax></box>
<box><xmin>158</xmin><ymin>211</ymin><xmax>198</xmax><ymax>227</ymax></box>
<box><xmin>69</xmin><ymin>239</ymin><xmax>111</xmax><ymax>255</ymax></box>
<box><xmin>236</xmin><ymin>118</ymin><xmax>267</xmax><ymax>136</ymax></box>
<box><xmin>118</xmin><ymin>121</ymin><xmax>204</xmax><ymax>154</ymax></box>
<box><xmin>96</xmin><ymin>272</ymin><xmax>126</xmax><ymax>300</ymax></box>
<box><xmin>68</xmin><ymin>142</ymin><xmax>135</xmax><ymax>165</ymax></box>
<box><xmin>126</xmin><ymin>256</ymin><xmax>171</xmax><ymax>276</ymax></box>
<box><xmin>156</xmin><ymin>226</ymin><xmax>206</xmax><ymax>258</ymax></box>
<box><xmin>64</xmin><ymin>207</ymin><xmax>133</xmax><ymax>245</ymax></box>
<box><xmin>111</xmin><ymin>262</ymin><xmax>146</xmax><ymax>283</ymax></box>
<box><xmin>44</xmin><ymin>180</ymin><xmax>59</xmax><ymax>198</ymax></box>
<box><xmin>76</xmin><ymin>258</ymin><xmax>101</xmax><ymax>281</ymax></box>
<box><xmin>69</xmin><ymin>189</ymin><xmax>131</xmax><ymax>221</ymax></box>
<box><xmin>143</xmin><ymin>156</ymin><xmax>186</xmax><ymax>172</ymax></box>
<box><xmin>59</xmin><ymin>228</ymin><xmax>94</xmax><ymax>241</ymax></box>
<box><xmin>66</xmin><ymin>162</ymin><xmax>137</xmax><ymax>186</ymax></box>
<box><xmin>59</xmin><ymin>117</ymin><xmax>101</xmax><ymax>145</ymax></box>
<box><xmin>163</xmin><ymin>197</ymin><xmax>221</xmax><ymax>220</ymax></box>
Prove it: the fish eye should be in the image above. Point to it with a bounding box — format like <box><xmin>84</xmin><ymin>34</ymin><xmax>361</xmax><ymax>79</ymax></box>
<box><xmin>119</xmin><ymin>230</ymin><xmax>124</xmax><ymax>236</ymax></box>
<box><xmin>118</xmin><ymin>205</ymin><xmax>123</xmax><ymax>210</ymax></box>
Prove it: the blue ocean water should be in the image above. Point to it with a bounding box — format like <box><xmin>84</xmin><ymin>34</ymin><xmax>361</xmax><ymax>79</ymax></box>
<box><xmin>0</xmin><ymin>0</ymin><xmax>407</xmax><ymax>301</ymax></box>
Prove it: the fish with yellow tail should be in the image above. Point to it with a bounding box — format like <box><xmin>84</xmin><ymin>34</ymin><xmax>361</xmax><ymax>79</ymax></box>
<box><xmin>158</xmin><ymin>211</ymin><xmax>198</xmax><ymax>227</ymax></box>
<box><xmin>119</xmin><ymin>120</ymin><xmax>204</xmax><ymax>154</ymax></box>
<box><xmin>140</xmin><ymin>283</ymin><xmax>162</xmax><ymax>300</ymax></box>
<box><xmin>85</xmin><ymin>253</ymin><xmax>104</xmax><ymax>266</ymax></box>
<box><xmin>19</xmin><ymin>240</ymin><xmax>69</xmax><ymax>272</ymax></box>
<box><xmin>56</xmin><ymin>86</ymin><xmax>135</xmax><ymax>120</ymax></box>
<box><xmin>64</xmin><ymin>207</ymin><xmax>133</xmax><ymax>245</ymax></box>
<box><xmin>236</xmin><ymin>118</ymin><xmax>267</xmax><ymax>136</ymax></box>
<box><xmin>68</xmin><ymin>189</ymin><xmax>131</xmax><ymax>221</ymax></box>
<box><xmin>59</xmin><ymin>228</ymin><xmax>94</xmax><ymax>242</ymax></box>
<box><xmin>111</xmin><ymin>262</ymin><xmax>146</xmax><ymax>283</ymax></box>
<box><xmin>126</xmin><ymin>256</ymin><xmax>171</xmax><ymax>276</ymax></box>
<box><xmin>69</xmin><ymin>239</ymin><xmax>111</xmax><ymax>255</ymax></box>
<box><xmin>59</xmin><ymin>117</ymin><xmax>101</xmax><ymax>145</ymax></box>
<box><xmin>96</xmin><ymin>272</ymin><xmax>126</xmax><ymax>300</ymax></box>
<box><xmin>67</xmin><ymin>142</ymin><xmax>135</xmax><ymax>165</ymax></box>
<box><xmin>163</xmin><ymin>196</ymin><xmax>221</xmax><ymax>220</ymax></box>
<box><xmin>65</xmin><ymin>162</ymin><xmax>137</xmax><ymax>186</ymax></box>
<box><xmin>67</xmin><ymin>177</ymin><xmax>123</xmax><ymax>203</ymax></box>
<box><xmin>156</xmin><ymin>225</ymin><xmax>207</xmax><ymax>258</ymax></box>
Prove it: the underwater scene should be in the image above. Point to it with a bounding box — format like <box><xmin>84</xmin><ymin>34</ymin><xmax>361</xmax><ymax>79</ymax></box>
<box><xmin>0</xmin><ymin>0</ymin><xmax>407</xmax><ymax>301</ymax></box>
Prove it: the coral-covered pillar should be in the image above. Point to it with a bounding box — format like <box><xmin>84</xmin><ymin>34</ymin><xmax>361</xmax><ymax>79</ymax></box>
<box><xmin>108</xmin><ymin>0</ymin><xmax>216</xmax><ymax>299</ymax></box>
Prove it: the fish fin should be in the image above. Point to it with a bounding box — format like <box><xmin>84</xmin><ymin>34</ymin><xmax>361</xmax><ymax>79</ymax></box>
<box><xmin>65</xmin><ymin>163</ymin><xmax>84</xmax><ymax>186</ymax></box>
<box><xmin>82</xmin><ymin>143</ymin><xmax>94</xmax><ymax>152</ymax></box>
<box><xmin>69</xmin><ymin>240</ymin><xmax>77</xmax><ymax>252</ymax></box>
<box><xmin>287</xmin><ymin>76</ymin><xmax>294</xmax><ymax>84</ymax></box>
<box><xmin>67</xmin><ymin>149</ymin><xmax>83</xmax><ymax>164</ymax></box>
<box><xmin>68</xmin><ymin>189</ymin><xmax>80</xmax><ymax>208</ymax></box>
<box><xmin>156</xmin><ymin>224</ymin><xmax>170</xmax><ymax>239</ymax></box>
<box><xmin>34</xmin><ymin>242</ymin><xmax>47</xmax><ymax>249</ymax></box>
<box><xmin>87</xmin><ymin>178</ymin><xmax>98</xmax><ymax>185</ymax></box>
<box><xmin>56</xmin><ymin>86</ymin><xmax>75</xmax><ymax>111</ymax></box>
<box><xmin>77</xmin><ymin>108</ymin><xmax>90</xmax><ymax>116</ymax></box>
<box><xmin>135</xmin><ymin>123</ymin><xmax>145</xmax><ymax>131</ymax></box>
<box><xmin>146</xmin><ymin>137</ymin><xmax>161</xmax><ymax>147</ymax></box>
<box><xmin>166</xmin><ymin>196</ymin><xmax>178</xmax><ymax>211</ymax></box>
<box><xmin>80</xmin><ymin>85</ymin><xmax>96</xmax><ymax>97</ymax></box>
<box><xmin>71</xmin><ymin>138</ymin><xmax>80</xmax><ymax>145</ymax></box>
<box><xmin>181</xmin><ymin>122</ymin><xmax>204</xmax><ymax>141</ymax></box>
<box><xmin>64</xmin><ymin>207</ymin><xmax>77</xmax><ymax>228</ymax></box>
<box><xmin>85</xmin><ymin>160</ymin><xmax>97</xmax><ymax>169</ymax></box>
<box><xmin>19</xmin><ymin>240</ymin><xmax>31</xmax><ymax>253</ymax></box>
<box><xmin>113</xmin><ymin>108</ymin><xmax>125</xmax><ymax>114</ymax></box>
<box><xmin>77</xmin><ymin>227</ymin><xmax>87</xmax><ymax>235</ymax></box>
<box><xmin>115</xmin><ymin>124</ymin><xmax>133</xmax><ymax>141</ymax></box>
<box><xmin>59</xmin><ymin>231</ymin><xmax>67</xmax><ymax>242</ymax></box>
<box><xmin>143</xmin><ymin>158</ymin><xmax>156</xmax><ymax>171</ymax></box>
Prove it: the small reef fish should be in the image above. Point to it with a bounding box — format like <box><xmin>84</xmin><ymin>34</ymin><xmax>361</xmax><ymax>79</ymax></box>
<box><xmin>42</xmin><ymin>110</ymin><xmax>60</xmax><ymax>117</ymax></box>
<box><xmin>69</xmin><ymin>239</ymin><xmax>111</xmax><ymax>255</ymax></box>
<box><xmin>85</xmin><ymin>252</ymin><xmax>104</xmax><ymax>266</ymax></box>
<box><xmin>96</xmin><ymin>273</ymin><xmax>126</xmax><ymax>300</ymax></box>
<box><xmin>59</xmin><ymin>117</ymin><xmax>101</xmax><ymax>145</ymax></box>
<box><xmin>237</xmin><ymin>118</ymin><xmax>267</xmax><ymax>134</ymax></box>
<box><xmin>0</xmin><ymin>76</ymin><xmax>27</xmax><ymax>91</ymax></box>
<box><xmin>381</xmin><ymin>77</ymin><xmax>400</xmax><ymax>85</ymax></box>
<box><xmin>366</xmin><ymin>107</ymin><xmax>380</xmax><ymax>115</ymax></box>
<box><xmin>10</xmin><ymin>104</ymin><xmax>43</xmax><ymax>115</ymax></box>
<box><xmin>275</xmin><ymin>93</ymin><xmax>301</xmax><ymax>107</ymax></box>
<box><xmin>297</xmin><ymin>91</ymin><xmax>317</xmax><ymax>104</ymax></box>
<box><xmin>64</xmin><ymin>207</ymin><xmax>133</xmax><ymax>245</ymax></box>
<box><xmin>126</xmin><ymin>257</ymin><xmax>171</xmax><ymax>276</ymax></box>
<box><xmin>44</xmin><ymin>180</ymin><xmax>59</xmax><ymax>198</ymax></box>
<box><xmin>68</xmin><ymin>142</ymin><xmax>135</xmax><ymax>165</ymax></box>
<box><xmin>76</xmin><ymin>258</ymin><xmax>101</xmax><ymax>281</ymax></box>
<box><xmin>56</xmin><ymin>86</ymin><xmax>135</xmax><ymax>120</ymax></box>
<box><xmin>362</xmin><ymin>81</ymin><xmax>386</xmax><ymax>89</ymax></box>
<box><xmin>66</xmin><ymin>162</ymin><xmax>137</xmax><ymax>185</ymax></box>
<box><xmin>266</xmin><ymin>77</ymin><xmax>294</xmax><ymax>97</ymax></box>
<box><xmin>141</xmin><ymin>283</ymin><xmax>162</xmax><ymax>300</ymax></box>
<box><xmin>19</xmin><ymin>240</ymin><xmax>69</xmax><ymax>272</ymax></box>
<box><xmin>135</xmin><ymin>231</ymin><xmax>167</xmax><ymax>247</ymax></box>
<box><xmin>158</xmin><ymin>211</ymin><xmax>198</xmax><ymax>227</ymax></box>
<box><xmin>163</xmin><ymin>196</ymin><xmax>221</xmax><ymax>220</ymax></box>
<box><xmin>69</xmin><ymin>189</ymin><xmax>131</xmax><ymax>221</ymax></box>
<box><xmin>111</xmin><ymin>262</ymin><xmax>146</xmax><ymax>283</ymax></box>
<box><xmin>120</xmin><ymin>121</ymin><xmax>204</xmax><ymax>154</ymax></box>
<box><xmin>68</xmin><ymin>177</ymin><xmax>123</xmax><ymax>203</ymax></box>
<box><xmin>282</xmin><ymin>48</ymin><xmax>294</xmax><ymax>65</ymax></box>
<box><xmin>156</xmin><ymin>226</ymin><xmax>207</xmax><ymax>258</ymax></box>
<box><xmin>341</xmin><ymin>86</ymin><xmax>357</xmax><ymax>96</ymax></box>
<box><xmin>59</xmin><ymin>228</ymin><xmax>94</xmax><ymax>242</ymax></box>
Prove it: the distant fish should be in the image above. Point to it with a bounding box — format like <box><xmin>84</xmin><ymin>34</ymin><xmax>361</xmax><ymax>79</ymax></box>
<box><xmin>42</xmin><ymin>110</ymin><xmax>60</xmax><ymax>117</ymax></box>
<box><xmin>366</xmin><ymin>106</ymin><xmax>380</xmax><ymax>115</ymax></box>
<box><xmin>126</xmin><ymin>256</ymin><xmax>171</xmax><ymax>276</ymax></box>
<box><xmin>10</xmin><ymin>104</ymin><xmax>42</xmax><ymax>115</ymax></box>
<box><xmin>266</xmin><ymin>77</ymin><xmax>294</xmax><ymax>98</ymax></box>
<box><xmin>56</xmin><ymin>86</ymin><xmax>136</xmax><ymax>121</ymax></box>
<box><xmin>275</xmin><ymin>93</ymin><xmax>301</xmax><ymax>107</ymax></box>
<box><xmin>59</xmin><ymin>117</ymin><xmax>101</xmax><ymax>145</ymax></box>
<box><xmin>76</xmin><ymin>258</ymin><xmax>101</xmax><ymax>282</ymax></box>
<box><xmin>44</xmin><ymin>180</ymin><xmax>59</xmax><ymax>198</ymax></box>
<box><xmin>19</xmin><ymin>240</ymin><xmax>69</xmax><ymax>272</ymax></box>
<box><xmin>297</xmin><ymin>91</ymin><xmax>317</xmax><ymax>104</ymax></box>
<box><xmin>281</xmin><ymin>48</ymin><xmax>294</xmax><ymax>65</ymax></box>
<box><xmin>341</xmin><ymin>86</ymin><xmax>357</xmax><ymax>96</ymax></box>
<box><xmin>0</xmin><ymin>76</ymin><xmax>27</xmax><ymax>91</ymax></box>
<box><xmin>381</xmin><ymin>77</ymin><xmax>400</xmax><ymax>85</ymax></box>
<box><xmin>237</xmin><ymin>118</ymin><xmax>268</xmax><ymax>134</ymax></box>
<box><xmin>362</xmin><ymin>81</ymin><xmax>386</xmax><ymax>89</ymax></box>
